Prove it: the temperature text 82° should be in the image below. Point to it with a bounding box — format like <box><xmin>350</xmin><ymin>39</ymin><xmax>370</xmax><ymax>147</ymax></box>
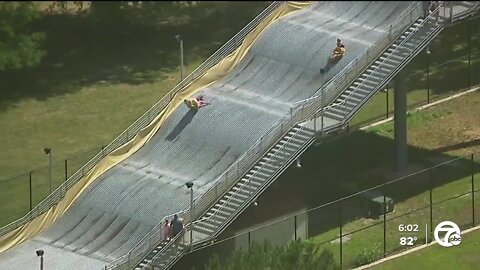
<box><xmin>400</xmin><ymin>236</ymin><xmax>417</xmax><ymax>246</ymax></box>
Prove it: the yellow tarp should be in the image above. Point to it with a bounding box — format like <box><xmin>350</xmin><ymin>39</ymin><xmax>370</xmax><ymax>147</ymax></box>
<box><xmin>0</xmin><ymin>1</ymin><xmax>311</xmax><ymax>253</ymax></box>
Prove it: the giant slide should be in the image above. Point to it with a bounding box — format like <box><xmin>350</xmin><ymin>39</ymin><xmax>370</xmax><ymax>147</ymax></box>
<box><xmin>0</xmin><ymin>2</ymin><xmax>415</xmax><ymax>269</ymax></box>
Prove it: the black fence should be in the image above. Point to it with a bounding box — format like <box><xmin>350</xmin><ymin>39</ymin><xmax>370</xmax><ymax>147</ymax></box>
<box><xmin>178</xmin><ymin>153</ymin><xmax>480</xmax><ymax>269</ymax></box>
<box><xmin>0</xmin><ymin>146</ymin><xmax>104</xmax><ymax>227</ymax></box>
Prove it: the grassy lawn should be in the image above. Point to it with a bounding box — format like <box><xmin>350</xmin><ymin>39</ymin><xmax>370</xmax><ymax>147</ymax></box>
<box><xmin>299</xmin><ymin>90</ymin><xmax>480</xmax><ymax>269</ymax></box>
<box><xmin>0</xmin><ymin>3</ymin><xmax>479</xmax><ymax>258</ymax></box>
<box><xmin>370</xmin><ymin>228</ymin><xmax>480</xmax><ymax>270</ymax></box>
<box><xmin>0</xmin><ymin>2</ymin><xmax>269</xmax><ymax>226</ymax></box>
<box><xmin>0</xmin><ymin>2</ymin><xmax>269</xmax><ymax>180</ymax></box>
<box><xmin>175</xmin><ymin>89</ymin><xmax>480</xmax><ymax>270</ymax></box>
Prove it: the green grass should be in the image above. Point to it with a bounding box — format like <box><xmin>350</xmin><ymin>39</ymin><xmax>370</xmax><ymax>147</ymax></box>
<box><xmin>370</xmin><ymin>228</ymin><xmax>480</xmax><ymax>270</ymax></box>
<box><xmin>0</xmin><ymin>2</ymin><xmax>269</xmax><ymax>179</ymax></box>
<box><xmin>0</xmin><ymin>2</ymin><xmax>269</xmax><ymax>226</ymax></box>
<box><xmin>175</xmin><ymin>87</ymin><xmax>480</xmax><ymax>270</ymax></box>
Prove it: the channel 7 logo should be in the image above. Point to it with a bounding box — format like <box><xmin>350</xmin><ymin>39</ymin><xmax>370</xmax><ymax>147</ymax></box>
<box><xmin>434</xmin><ymin>221</ymin><xmax>462</xmax><ymax>247</ymax></box>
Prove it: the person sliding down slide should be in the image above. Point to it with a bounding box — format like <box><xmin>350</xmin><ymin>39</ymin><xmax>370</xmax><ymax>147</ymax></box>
<box><xmin>331</xmin><ymin>38</ymin><xmax>346</xmax><ymax>61</ymax></box>
<box><xmin>184</xmin><ymin>95</ymin><xmax>210</xmax><ymax>110</ymax></box>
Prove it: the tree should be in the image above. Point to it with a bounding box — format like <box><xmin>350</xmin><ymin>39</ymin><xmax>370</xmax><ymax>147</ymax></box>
<box><xmin>0</xmin><ymin>2</ymin><xmax>46</xmax><ymax>70</ymax></box>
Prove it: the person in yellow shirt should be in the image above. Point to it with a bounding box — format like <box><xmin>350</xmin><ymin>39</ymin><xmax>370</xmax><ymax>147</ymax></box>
<box><xmin>331</xmin><ymin>38</ymin><xmax>346</xmax><ymax>61</ymax></box>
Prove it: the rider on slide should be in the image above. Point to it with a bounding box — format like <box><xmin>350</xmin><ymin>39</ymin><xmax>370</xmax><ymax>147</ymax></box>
<box><xmin>332</xmin><ymin>38</ymin><xmax>346</xmax><ymax>60</ymax></box>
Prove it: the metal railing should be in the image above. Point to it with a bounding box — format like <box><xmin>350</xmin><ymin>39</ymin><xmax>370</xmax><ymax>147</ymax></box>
<box><xmin>0</xmin><ymin>1</ymin><xmax>285</xmax><ymax>236</ymax></box>
<box><xmin>331</xmin><ymin>1</ymin><xmax>448</xmax><ymax>124</ymax></box>
<box><xmin>101</xmin><ymin>2</ymin><xmax>288</xmax><ymax>269</ymax></box>
<box><xmin>135</xmin><ymin>2</ymin><xmax>480</xmax><ymax>268</ymax></box>
<box><xmin>291</xmin><ymin>2</ymin><xmax>424</xmax><ymax>111</ymax></box>
<box><xmin>130</xmin><ymin>2</ymin><xmax>430</xmax><ymax>269</ymax></box>
<box><xmin>193</xmin><ymin>124</ymin><xmax>310</xmax><ymax>235</ymax></box>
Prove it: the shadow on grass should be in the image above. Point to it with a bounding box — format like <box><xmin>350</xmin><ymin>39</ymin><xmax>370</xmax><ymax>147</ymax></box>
<box><xmin>173</xmin><ymin>130</ymin><xmax>480</xmax><ymax>270</ymax></box>
<box><xmin>0</xmin><ymin>2</ymin><xmax>269</xmax><ymax>111</ymax></box>
<box><xmin>404</xmin><ymin>16</ymin><xmax>480</xmax><ymax>95</ymax></box>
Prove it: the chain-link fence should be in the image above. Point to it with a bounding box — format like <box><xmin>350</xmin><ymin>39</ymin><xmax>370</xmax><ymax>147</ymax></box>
<box><xmin>176</xmin><ymin>152</ymin><xmax>480</xmax><ymax>270</ymax></box>
<box><xmin>0</xmin><ymin>147</ymin><xmax>102</xmax><ymax>227</ymax></box>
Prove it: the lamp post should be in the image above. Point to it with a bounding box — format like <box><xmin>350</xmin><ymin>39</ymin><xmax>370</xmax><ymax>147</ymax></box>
<box><xmin>44</xmin><ymin>148</ymin><xmax>52</xmax><ymax>194</ymax></box>
<box><xmin>175</xmin><ymin>34</ymin><xmax>185</xmax><ymax>81</ymax></box>
<box><xmin>36</xmin><ymin>249</ymin><xmax>44</xmax><ymax>270</ymax></box>
<box><xmin>185</xmin><ymin>181</ymin><xmax>194</xmax><ymax>252</ymax></box>
<box><xmin>426</xmin><ymin>47</ymin><xmax>431</xmax><ymax>104</ymax></box>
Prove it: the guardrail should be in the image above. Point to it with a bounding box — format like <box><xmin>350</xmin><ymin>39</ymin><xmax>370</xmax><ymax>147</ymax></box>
<box><xmin>336</xmin><ymin>1</ymin><xmax>449</xmax><ymax>123</ymax></box>
<box><xmin>102</xmin><ymin>2</ymin><xmax>288</xmax><ymax>269</ymax></box>
<box><xmin>140</xmin><ymin>2</ymin><xmax>480</xmax><ymax>269</ymax></box>
<box><xmin>190</xmin><ymin>1</ymin><xmax>426</xmax><ymax>240</ymax></box>
<box><xmin>291</xmin><ymin>2</ymin><xmax>423</xmax><ymax>111</ymax></box>
<box><xmin>130</xmin><ymin>2</ymin><xmax>427</xmax><ymax>269</ymax></box>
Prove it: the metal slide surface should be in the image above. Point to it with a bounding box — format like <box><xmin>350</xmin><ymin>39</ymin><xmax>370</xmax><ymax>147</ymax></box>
<box><xmin>0</xmin><ymin>2</ymin><xmax>413</xmax><ymax>269</ymax></box>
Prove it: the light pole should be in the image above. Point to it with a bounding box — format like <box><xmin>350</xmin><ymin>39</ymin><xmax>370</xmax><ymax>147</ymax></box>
<box><xmin>175</xmin><ymin>34</ymin><xmax>185</xmax><ymax>81</ymax></box>
<box><xmin>36</xmin><ymin>249</ymin><xmax>44</xmax><ymax>270</ymax></box>
<box><xmin>426</xmin><ymin>47</ymin><xmax>431</xmax><ymax>104</ymax></box>
<box><xmin>44</xmin><ymin>148</ymin><xmax>52</xmax><ymax>194</ymax></box>
<box><xmin>185</xmin><ymin>181</ymin><xmax>194</xmax><ymax>252</ymax></box>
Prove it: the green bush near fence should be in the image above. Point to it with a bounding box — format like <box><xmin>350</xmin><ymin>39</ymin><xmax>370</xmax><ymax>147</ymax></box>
<box><xmin>204</xmin><ymin>240</ymin><xmax>337</xmax><ymax>270</ymax></box>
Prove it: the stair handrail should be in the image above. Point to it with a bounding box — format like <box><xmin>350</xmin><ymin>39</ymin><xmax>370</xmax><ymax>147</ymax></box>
<box><xmin>188</xmin><ymin>1</ymin><xmax>431</xmax><ymax>234</ymax></box>
<box><xmin>0</xmin><ymin>1</ymin><xmax>286</xmax><ymax>239</ymax></box>
<box><xmin>310</xmin><ymin>1</ymin><xmax>479</xmax><ymax>119</ymax></box>
<box><xmin>167</xmin><ymin>0</ymin><xmax>426</xmax><ymax>255</ymax></box>
<box><xmin>129</xmin><ymin>3</ymin><xmax>426</xmax><ymax>268</ymax></box>
<box><xmin>190</xmin><ymin>2</ymin><xmax>442</xmax><ymax>247</ymax></box>
<box><xmin>291</xmin><ymin>1</ymin><xmax>422</xmax><ymax>109</ymax></box>
<box><xmin>128</xmin><ymin>3</ymin><xmax>429</xmax><ymax>268</ymax></box>
<box><xmin>192</xmin><ymin>123</ymin><xmax>305</xmax><ymax>231</ymax></box>
<box><xmin>188</xmin><ymin>1</ymin><xmax>425</xmax><ymax>229</ymax></box>
<box><xmin>318</xmin><ymin>1</ymin><xmax>446</xmax><ymax>122</ymax></box>
<box><xmin>103</xmin><ymin>3</ymin><xmax>290</xmax><ymax>268</ymax></box>
<box><xmin>135</xmin><ymin>2</ymin><xmax>480</xmax><ymax>269</ymax></box>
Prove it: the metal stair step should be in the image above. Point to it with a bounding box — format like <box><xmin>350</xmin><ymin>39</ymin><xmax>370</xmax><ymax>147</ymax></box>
<box><xmin>279</xmin><ymin>137</ymin><xmax>303</xmax><ymax>147</ymax></box>
<box><xmin>220</xmin><ymin>196</ymin><xmax>244</xmax><ymax>206</ymax></box>
<box><xmin>328</xmin><ymin>107</ymin><xmax>348</xmax><ymax>117</ymax></box>
<box><xmin>226</xmin><ymin>190</ymin><xmax>249</xmax><ymax>200</ymax></box>
<box><xmin>232</xmin><ymin>184</ymin><xmax>257</xmax><ymax>194</ymax></box>
<box><xmin>197</xmin><ymin>218</ymin><xmax>218</xmax><ymax>230</ymax></box>
<box><xmin>213</xmin><ymin>202</ymin><xmax>237</xmax><ymax>213</ymax></box>
<box><xmin>324</xmin><ymin>111</ymin><xmax>344</xmax><ymax>121</ymax></box>
<box><xmin>365</xmin><ymin>67</ymin><xmax>389</xmax><ymax>76</ymax></box>
<box><xmin>292</xmin><ymin>126</ymin><xmax>313</xmax><ymax>137</ymax></box>
<box><xmin>273</xmin><ymin>143</ymin><xmax>297</xmax><ymax>152</ymax></box>
<box><xmin>287</xmin><ymin>130</ymin><xmax>312</xmax><ymax>141</ymax></box>
<box><xmin>339</xmin><ymin>93</ymin><xmax>361</xmax><ymax>103</ymax></box>
<box><xmin>379</xmin><ymin>54</ymin><xmax>403</xmax><ymax>62</ymax></box>
<box><xmin>264</xmin><ymin>153</ymin><xmax>286</xmax><ymax>163</ymax></box>
<box><xmin>209</xmin><ymin>207</ymin><xmax>233</xmax><ymax>218</ymax></box>
<box><xmin>353</xmin><ymin>80</ymin><xmax>377</xmax><ymax>89</ymax></box>
<box><xmin>244</xmin><ymin>172</ymin><xmax>270</xmax><ymax>183</ymax></box>
<box><xmin>202</xmin><ymin>217</ymin><xmax>224</xmax><ymax>228</ymax></box>
<box><xmin>344</xmin><ymin>90</ymin><xmax>367</xmax><ymax>100</ymax></box>
<box><xmin>195</xmin><ymin>223</ymin><xmax>215</xmax><ymax>235</ymax></box>
<box><xmin>354</xmin><ymin>85</ymin><xmax>375</xmax><ymax>95</ymax></box>
<box><xmin>337</xmin><ymin>100</ymin><xmax>357</xmax><ymax>110</ymax></box>
<box><xmin>252</xmin><ymin>164</ymin><xmax>276</xmax><ymax>174</ymax></box>
<box><xmin>256</xmin><ymin>161</ymin><xmax>278</xmax><ymax>170</ymax></box>
<box><xmin>359</xmin><ymin>73</ymin><xmax>382</xmax><ymax>81</ymax></box>
<box><xmin>246</xmin><ymin>169</ymin><xmax>271</xmax><ymax>179</ymax></box>
<box><xmin>239</xmin><ymin>177</ymin><xmax>264</xmax><ymax>188</ymax></box>
<box><xmin>282</xmin><ymin>135</ymin><xmax>306</xmax><ymax>145</ymax></box>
